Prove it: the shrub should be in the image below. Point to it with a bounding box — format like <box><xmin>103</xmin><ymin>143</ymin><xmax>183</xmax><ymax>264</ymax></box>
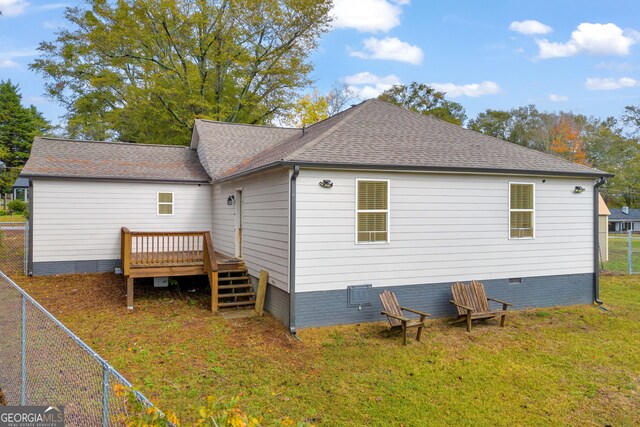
<box><xmin>7</xmin><ymin>200</ymin><xmax>26</xmax><ymax>213</ymax></box>
<box><xmin>122</xmin><ymin>388</ymin><xmax>311</xmax><ymax>427</ymax></box>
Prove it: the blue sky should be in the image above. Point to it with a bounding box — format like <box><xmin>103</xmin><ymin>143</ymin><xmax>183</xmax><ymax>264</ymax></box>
<box><xmin>1</xmin><ymin>0</ymin><xmax>640</xmax><ymax>126</ymax></box>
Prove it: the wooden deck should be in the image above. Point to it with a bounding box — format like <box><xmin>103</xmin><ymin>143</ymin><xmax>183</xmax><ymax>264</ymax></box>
<box><xmin>121</xmin><ymin>228</ymin><xmax>240</xmax><ymax>312</ymax></box>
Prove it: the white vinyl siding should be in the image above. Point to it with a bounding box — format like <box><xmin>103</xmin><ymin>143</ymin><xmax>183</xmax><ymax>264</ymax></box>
<box><xmin>211</xmin><ymin>168</ymin><xmax>290</xmax><ymax>291</ymax></box>
<box><xmin>509</xmin><ymin>183</ymin><xmax>535</xmax><ymax>239</ymax></box>
<box><xmin>295</xmin><ymin>169</ymin><xmax>595</xmax><ymax>293</ymax></box>
<box><xmin>356</xmin><ymin>179</ymin><xmax>389</xmax><ymax>243</ymax></box>
<box><xmin>32</xmin><ymin>180</ymin><xmax>212</xmax><ymax>262</ymax></box>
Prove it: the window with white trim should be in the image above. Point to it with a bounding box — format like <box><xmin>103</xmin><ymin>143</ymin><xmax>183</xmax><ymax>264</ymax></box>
<box><xmin>356</xmin><ymin>179</ymin><xmax>389</xmax><ymax>243</ymax></box>
<box><xmin>157</xmin><ymin>192</ymin><xmax>174</xmax><ymax>215</ymax></box>
<box><xmin>509</xmin><ymin>183</ymin><xmax>534</xmax><ymax>238</ymax></box>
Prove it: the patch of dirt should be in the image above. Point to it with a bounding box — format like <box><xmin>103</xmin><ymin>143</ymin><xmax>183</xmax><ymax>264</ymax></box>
<box><xmin>19</xmin><ymin>273</ymin><xmax>127</xmax><ymax>315</ymax></box>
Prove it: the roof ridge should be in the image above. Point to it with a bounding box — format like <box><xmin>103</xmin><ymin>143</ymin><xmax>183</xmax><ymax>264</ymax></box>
<box><xmin>196</xmin><ymin>119</ymin><xmax>299</xmax><ymax>131</ymax></box>
<box><xmin>284</xmin><ymin>100</ymin><xmax>370</xmax><ymax>160</ymax></box>
<box><xmin>37</xmin><ymin>136</ymin><xmax>190</xmax><ymax>149</ymax></box>
<box><xmin>219</xmin><ymin>101</ymin><xmax>369</xmax><ymax>175</ymax></box>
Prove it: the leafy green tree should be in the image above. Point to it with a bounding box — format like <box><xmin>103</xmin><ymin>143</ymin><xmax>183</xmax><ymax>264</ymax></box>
<box><xmin>31</xmin><ymin>0</ymin><xmax>333</xmax><ymax>145</ymax></box>
<box><xmin>623</xmin><ymin>105</ymin><xmax>640</xmax><ymax>129</ymax></box>
<box><xmin>378</xmin><ymin>82</ymin><xmax>467</xmax><ymax>125</ymax></box>
<box><xmin>468</xmin><ymin>109</ymin><xmax>512</xmax><ymax>140</ymax></box>
<box><xmin>582</xmin><ymin>116</ymin><xmax>640</xmax><ymax>207</ymax></box>
<box><xmin>0</xmin><ymin>80</ymin><xmax>51</xmax><ymax>193</ymax></box>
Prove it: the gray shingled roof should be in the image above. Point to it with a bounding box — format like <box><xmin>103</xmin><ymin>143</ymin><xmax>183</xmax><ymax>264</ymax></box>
<box><xmin>192</xmin><ymin>120</ymin><xmax>298</xmax><ymax>180</ymax></box>
<box><xmin>217</xmin><ymin>99</ymin><xmax>610</xmax><ymax>180</ymax></box>
<box><xmin>12</xmin><ymin>177</ymin><xmax>29</xmax><ymax>188</ymax></box>
<box><xmin>609</xmin><ymin>208</ymin><xmax>640</xmax><ymax>221</ymax></box>
<box><xmin>21</xmin><ymin>137</ymin><xmax>210</xmax><ymax>182</ymax></box>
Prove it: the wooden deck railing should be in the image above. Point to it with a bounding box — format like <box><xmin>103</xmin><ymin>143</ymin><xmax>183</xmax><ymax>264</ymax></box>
<box><xmin>121</xmin><ymin>228</ymin><xmax>218</xmax><ymax>272</ymax></box>
<box><xmin>121</xmin><ymin>228</ymin><xmax>219</xmax><ymax>311</ymax></box>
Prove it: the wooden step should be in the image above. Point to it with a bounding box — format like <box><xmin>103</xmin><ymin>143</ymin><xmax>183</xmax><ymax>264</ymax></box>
<box><xmin>218</xmin><ymin>300</ymin><xmax>256</xmax><ymax>308</ymax></box>
<box><xmin>218</xmin><ymin>292</ymin><xmax>255</xmax><ymax>299</ymax></box>
<box><xmin>218</xmin><ymin>268</ymin><xmax>248</xmax><ymax>274</ymax></box>
<box><xmin>219</xmin><ymin>284</ymin><xmax>253</xmax><ymax>290</ymax></box>
<box><xmin>218</xmin><ymin>275</ymin><xmax>250</xmax><ymax>282</ymax></box>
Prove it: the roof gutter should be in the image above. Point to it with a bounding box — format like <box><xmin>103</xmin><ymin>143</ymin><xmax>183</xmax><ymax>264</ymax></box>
<box><xmin>20</xmin><ymin>174</ymin><xmax>210</xmax><ymax>185</ymax></box>
<box><xmin>289</xmin><ymin>165</ymin><xmax>300</xmax><ymax>338</ymax></box>
<box><xmin>594</xmin><ymin>177</ymin><xmax>607</xmax><ymax>305</ymax></box>
<box><xmin>214</xmin><ymin>160</ymin><xmax>613</xmax><ymax>183</ymax></box>
<box><xmin>278</xmin><ymin>161</ymin><xmax>613</xmax><ymax>179</ymax></box>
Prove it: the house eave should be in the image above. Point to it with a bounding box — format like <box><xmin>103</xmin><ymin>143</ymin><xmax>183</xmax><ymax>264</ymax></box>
<box><xmin>21</xmin><ymin>173</ymin><xmax>211</xmax><ymax>185</ymax></box>
<box><xmin>215</xmin><ymin>161</ymin><xmax>613</xmax><ymax>182</ymax></box>
<box><xmin>280</xmin><ymin>161</ymin><xmax>612</xmax><ymax>178</ymax></box>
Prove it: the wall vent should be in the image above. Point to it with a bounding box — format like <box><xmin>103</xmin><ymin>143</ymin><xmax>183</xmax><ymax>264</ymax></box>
<box><xmin>347</xmin><ymin>284</ymin><xmax>372</xmax><ymax>308</ymax></box>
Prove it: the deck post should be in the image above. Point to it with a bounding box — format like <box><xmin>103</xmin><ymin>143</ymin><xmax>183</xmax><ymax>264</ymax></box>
<box><xmin>210</xmin><ymin>271</ymin><xmax>219</xmax><ymax>313</ymax></box>
<box><xmin>126</xmin><ymin>277</ymin><xmax>134</xmax><ymax>310</ymax></box>
<box><xmin>121</xmin><ymin>227</ymin><xmax>131</xmax><ymax>276</ymax></box>
<box><xmin>203</xmin><ymin>231</ymin><xmax>219</xmax><ymax>313</ymax></box>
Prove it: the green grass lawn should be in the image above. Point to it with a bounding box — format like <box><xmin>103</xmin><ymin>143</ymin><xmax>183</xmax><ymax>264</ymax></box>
<box><xmin>0</xmin><ymin>214</ymin><xmax>25</xmax><ymax>223</ymax></box>
<box><xmin>604</xmin><ymin>234</ymin><xmax>640</xmax><ymax>274</ymax></box>
<box><xmin>17</xmin><ymin>274</ymin><xmax>640</xmax><ymax>426</ymax></box>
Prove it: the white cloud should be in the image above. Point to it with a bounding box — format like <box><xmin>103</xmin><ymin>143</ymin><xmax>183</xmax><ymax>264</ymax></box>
<box><xmin>0</xmin><ymin>47</ymin><xmax>38</xmax><ymax>68</ymax></box>
<box><xmin>0</xmin><ymin>0</ymin><xmax>29</xmax><ymax>17</ymax></box>
<box><xmin>429</xmin><ymin>81</ymin><xmax>501</xmax><ymax>97</ymax></box>
<box><xmin>595</xmin><ymin>61</ymin><xmax>635</xmax><ymax>72</ymax></box>
<box><xmin>537</xmin><ymin>23</ymin><xmax>636</xmax><ymax>59</ymax></box>
<box><xmin>585</xmin><ymin>77</ymin><xmax>638</xmax><ymax>90</ymax></box>
<box><xmin>0</xmin><ymin>58</ymin><xmax>18</xmax><ymax>68</ymax></box>
<box><xmin>343</xmin><ymin>72</ymin><xmax>400</xmax><ymax>98</ymax></box>
<box><xmin>34</xmin><ymin>3</ymin><xmax>68</xmax><ymax>11</ymax></box>
<box><xmin>509</xmin><ymin>20</ymin><xmax>552</xmax><ymax>35</ymax></box>
<box><xmin>350</xmin><ymin>37</ymin><xmax>423</xmax><ymax>64</ymax></box>
<box><xmin>26</xmin><ymin>96</ymin><xmax>49</xmax><ymax>105</ymax></box>
<box><xmin>332</xmin><ymin>0</ymin><xmax>409</xmax><ymax>33</ymax></box>
<box><xmin>549</xmin><ymin>94</ymin><xmax>569</xmax><ymax>102</ymax></box>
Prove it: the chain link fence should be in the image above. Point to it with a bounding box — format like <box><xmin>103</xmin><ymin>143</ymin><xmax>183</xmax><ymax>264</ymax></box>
<box><xmin>603</xmin><ymin>231</ymin><xmax>640</xmax><ymax>274</ymax></box>
<box><xmin>0</xmin><ymin>271</ymin><xmax>161</xmax><ymax>426</ymax></box>
<box><xmin>0</xmin><ymin>222</ymin><xmax>27</xmax><ymax>277</ymax></box>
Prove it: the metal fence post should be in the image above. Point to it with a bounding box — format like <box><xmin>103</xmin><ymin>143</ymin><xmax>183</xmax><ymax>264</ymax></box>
<box><xmin>21</xmin><ymin>295</ymin><xmax>26</xmax><ymax>405</ymax></box>
<box><xmin>102</xmin><ymin>364</ymin><xmax>109</xmax><ymax>427</ymax></box>
<box><xmin>628</xmin><ymin>229</ymin><xmax>632</xmax><ymax>275</ymax></box>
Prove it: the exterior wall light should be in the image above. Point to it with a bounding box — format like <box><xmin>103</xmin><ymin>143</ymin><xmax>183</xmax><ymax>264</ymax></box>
<box><xmin>574</xmin><ymin>186</ymin><xmax>586</xmax><ymax>193</ymax></box>
<box><xmin>319</xmin><ymin>179</ymin><xmax>334</xmax><ymax>188</ymax></box>
<box><xmin>227</xmin><ymin>195</ymin><xmax>235</xmax><ymax>205</ymax></box>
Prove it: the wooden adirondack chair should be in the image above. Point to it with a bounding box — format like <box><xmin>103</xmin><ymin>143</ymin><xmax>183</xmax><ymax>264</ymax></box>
<box><xmin>449</xmin><ymin>280</ymin><xmax>512</xmax><ymax>332</ymax></box>
<box><xmin>379</xmin><ymin>290</ymin><xmax>431</xmax><ymax>345</ymax></box>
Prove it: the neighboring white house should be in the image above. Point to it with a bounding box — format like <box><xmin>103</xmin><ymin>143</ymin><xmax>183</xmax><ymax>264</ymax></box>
<box><xmin>608</xmin><ymin>207</ymin><xmax>640</xmax><ymax>233</ymax></box>
<box><xmin>12</xmin><ymin>177</ymin><xmax>29</xmax><ymax>202</ymax></box>
<box><xmin>21</xmin><ymin>99</ymin><xmax>612</xmax><ymax>330</ymax></box>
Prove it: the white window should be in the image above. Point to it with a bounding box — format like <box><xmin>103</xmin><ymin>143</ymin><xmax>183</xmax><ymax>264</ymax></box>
<box><xmin>356</xmin><ymin>179</ymin><xmax>389</xmax><ymax>243</ymax></box>
<box><xmin>157</xmin><ymin>192</ymin><xmax>174</xmax><ymax>215</ymax></box>
<box><xmin>509</xmin><ymin>183</ymin><xmax>534</xmax><ymax>239</ymax></box>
